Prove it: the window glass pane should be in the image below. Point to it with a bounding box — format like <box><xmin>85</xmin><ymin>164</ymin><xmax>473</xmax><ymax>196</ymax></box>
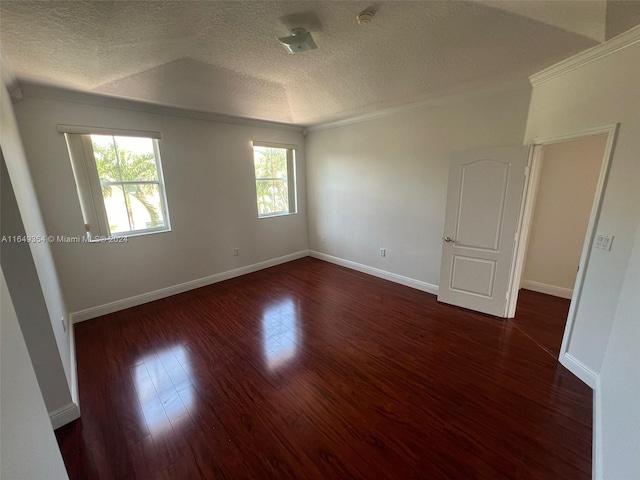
<box><xmin>92</xmin><ymin>135</ymin><xmax>121</xmax><ymax>182</ymax></box>
<box><xmin>254</xmin><ymin>147</ymin><xmax>287</xmax><ymax>179</ymax></box>
<box><xmin>256</xmin><ymin>179</ymin><xmax>289</xmax><ymax>215</ymax></box>
<box><xmin>256</xmin><ymin>179</ymin><xmax>274</xmax><ymax>215</ymax></box>
<box><xmin>102</xmin><ymin>185</ymin><xmax>131</xmax><ymax>234</ymax></box>
<box><xmin>122</xmin><ymin>183</ymin><xmax>166</xmax><ymax>231</ymax></box>
<box><xmin>91</xmin><ymin>135</ymin><xmax>159</xmax><ymax>183</ymax></box>
<box><xmin>93</xmin><ymin>135</ymin><xmax>166</xmax><ymax>235</ymax></box>
<box><xmin>271</xmin><ymin>179</ymin><xmax>289</xmax><ymax>213</ymax></box>
<box><xmin>254</xmin><ymin>146</ymin><xmax>289</xmax><ymax>216</ymax></box>
<box><xmin>113</xmin><ymin>136</ymin><xmax>159</xmax><ymax>181</ymax></box>
<box><xmin>102</xmin><ymin>184</ymin><xmax>166</xmax><ymax>234</ymax></box>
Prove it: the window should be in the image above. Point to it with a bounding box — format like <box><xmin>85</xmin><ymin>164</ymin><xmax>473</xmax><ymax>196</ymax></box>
<box><xmin>252</xmin><ymin>142</ymin><xmax>297</xmax><ymax>218</ymax></box>
<box><xmin>62</xmin><ymin>126</ymin><xmax>170</xmax><ymax>239</ymax></box>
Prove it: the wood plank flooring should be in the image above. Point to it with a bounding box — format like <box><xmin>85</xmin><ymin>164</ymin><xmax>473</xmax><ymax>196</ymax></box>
<box><xmin>56</xmin><ymin>258</ymin><xmax>592</xmax><ymax>479</ymax></box>
<box><xmin>512</xmin><ymin>289</ymin><xmax>570</xmax><ymax>358</ymax></box>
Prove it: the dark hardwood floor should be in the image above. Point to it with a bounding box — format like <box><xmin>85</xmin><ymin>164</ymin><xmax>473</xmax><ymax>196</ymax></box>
<box><xmin>56</xmin><ymin>258</ymin><xmax>592</xmax><ymax>479</ymax></box>
<box><xmin>512</xmin><ymin>289</ymin><xmax>571</xmax><ymax>359</ymax></box>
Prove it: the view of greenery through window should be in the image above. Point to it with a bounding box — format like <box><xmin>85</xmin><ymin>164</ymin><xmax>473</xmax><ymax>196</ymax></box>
<box><xmin>91</xmin><ymin>135</ymin><xmax>166</xmax><ymax>234</ymax></box>
<box><xmin>253</xmin><ymin>146</ymin><xmax>290</xmax><ymax>216</ymax></box>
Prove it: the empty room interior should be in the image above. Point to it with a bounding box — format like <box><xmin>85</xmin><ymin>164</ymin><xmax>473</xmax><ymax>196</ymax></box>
<box><xmin>1</xmin><ymin>2</ymin><xmax>639</xmax><ymax>479</ymax></box>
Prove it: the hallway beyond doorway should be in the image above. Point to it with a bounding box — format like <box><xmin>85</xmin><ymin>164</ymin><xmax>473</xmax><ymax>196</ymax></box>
<box><xmin>512</xmin><ymin>289</ymin><xmax>570</xmax><ymax>358</ymax></box>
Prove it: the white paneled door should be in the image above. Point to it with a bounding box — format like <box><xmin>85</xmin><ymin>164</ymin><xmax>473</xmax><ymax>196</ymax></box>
<box><xmin>438</xmin><ymin>146</ymin><xmax>530</xmax><ymax>317</ymax></box>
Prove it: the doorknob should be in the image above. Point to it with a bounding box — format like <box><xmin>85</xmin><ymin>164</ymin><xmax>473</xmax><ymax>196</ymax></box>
<box><xmin>443</xmin><ymin>236</ymin><xmax>454</xmax><ymax>243</ymax></box>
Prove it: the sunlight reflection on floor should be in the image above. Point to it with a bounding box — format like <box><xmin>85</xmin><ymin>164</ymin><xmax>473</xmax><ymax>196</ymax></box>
<box><xmin>132</xmin><ymin>344</ymin><xmax>194</xmax><ymax>435</ymax></box>
<box><xmin>262</xmin><ymin>298</ymin><xmax>300</xmax><ymax>369</ymax></box>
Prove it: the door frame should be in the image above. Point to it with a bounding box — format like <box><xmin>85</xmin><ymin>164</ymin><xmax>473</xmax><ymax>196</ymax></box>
<box><xmin>507</xmin><ymin>124</ymin><xmax>619</xmax><ymax>373</ymax></box>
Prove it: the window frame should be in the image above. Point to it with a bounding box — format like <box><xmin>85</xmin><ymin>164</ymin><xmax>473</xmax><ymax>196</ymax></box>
<box><xmin>62</xmin><ymin>127</ymin><xmax>171</xmax><ymax>240</ymax></box>
<box><xmin>251</xmin><ymin>141</ymin><xmax>297</xmax><ymax>219</ymax></box>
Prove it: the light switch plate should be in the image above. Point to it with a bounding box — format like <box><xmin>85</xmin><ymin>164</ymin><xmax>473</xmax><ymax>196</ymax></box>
<box><xmin>594</xmin><ymin>233</ymin><xmax>613</xmax><ymax>251</ymax></box>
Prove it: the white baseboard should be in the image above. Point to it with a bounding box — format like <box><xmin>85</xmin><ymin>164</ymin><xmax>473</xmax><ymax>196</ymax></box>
<box><xmin>560</xmin><ymin>352</ymin><xmax>598</xmax><ymax>389</ymax></box>
<box><xmin>70</xmin><ymin>250</ymin><xmax>309</xmax><ymax>323</ymax></box>
<box><xmin>309</xmin><ymin>251</ymin><xmax>438</xmax><ymax>295</ymax></box>
<box><xmin>69</xmin><ymin>318</ymin><xmax>79</xmax><ymax>408</ymax></box>
<box><xmin>49</xmin><ymin>402</ymin><xmax>80</xmax><ymax>429</ymax></box>
<box><xmin>521</xmin><ymin>280</ymin><xmax>573</xmax><ymax>299</ymax></box>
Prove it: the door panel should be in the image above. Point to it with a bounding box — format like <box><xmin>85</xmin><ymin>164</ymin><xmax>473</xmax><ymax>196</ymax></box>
<box><xmin>456</xmin><ymin>160</ymin><xmax>509</xmax><ymax>251</ymax></box>
<box><xmin>451</xmin><ymin>256</ymin><xmax>496</xmax><ymax>297</ymax></box>
<box><xmin>438</xmin><ymin>146</ymin><xmax>530</xmax><ymax>317</ymax></box>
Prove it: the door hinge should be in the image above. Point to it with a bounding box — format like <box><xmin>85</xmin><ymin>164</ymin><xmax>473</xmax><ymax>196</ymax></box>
<box><xmin>525</xmin><ymin>165</ymin><xmax>531</xmax><ymax>176</ymax></box>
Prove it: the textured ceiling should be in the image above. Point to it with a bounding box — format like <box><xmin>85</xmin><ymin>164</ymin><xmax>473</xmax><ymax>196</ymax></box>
<box><xmin>1</xmin><ymin>1</ymin><xmax>638</xmax><ymax>125</ymax></box>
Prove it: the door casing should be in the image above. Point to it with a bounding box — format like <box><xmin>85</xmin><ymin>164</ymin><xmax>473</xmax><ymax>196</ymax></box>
<box><xmin>507</xmin><ymin>123</ymin><xmax>619</xmax><ymax>381</ymax></box>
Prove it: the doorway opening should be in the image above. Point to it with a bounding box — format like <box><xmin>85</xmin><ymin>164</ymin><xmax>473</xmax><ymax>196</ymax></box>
<box><xmin>508</xmin><ymin>125</ymin><xmax>618</xmax><ymax>364</ymax></box>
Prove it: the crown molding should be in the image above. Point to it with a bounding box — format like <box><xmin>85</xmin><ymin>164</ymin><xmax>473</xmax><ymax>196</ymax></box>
<box><xmin>18</xmin><ymin>83</ymin><xmax>304</xmax><ymax>133</ymax></box>
<box><xmin>530</xmin><ymin>24</ymin><xmax>640</xmax><ymax>86</ymax></box>
<box><xmin>306</xmin><ymin>79</ymin><xmax>531</xmax><ymax>133</ymax></box>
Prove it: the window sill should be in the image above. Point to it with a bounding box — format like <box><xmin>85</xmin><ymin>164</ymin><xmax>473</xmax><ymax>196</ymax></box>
<box><xmin>258</xmin><ymin>212</ymin><xmax>297</xmax><ymax>219</ymax></box>
<box><xmin>88</xmin><ymin>227</ymin><xmax>171</xmax><ymax>242</ymax></box>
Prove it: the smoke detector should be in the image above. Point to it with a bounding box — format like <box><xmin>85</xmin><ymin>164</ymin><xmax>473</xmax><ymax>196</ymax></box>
<box><xmin>356</xmin><ymin>11</ymin><xmax>374</xmax><ymax>25</ymax></box>
<box><xmin>277</xmin><ymin>28</ymin><xmax>318</xmax><ymax>54</ymax></box>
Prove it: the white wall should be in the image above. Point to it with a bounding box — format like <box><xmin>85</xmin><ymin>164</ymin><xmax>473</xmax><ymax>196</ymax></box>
<box><xmin>305</xmin><ymin>85</ymin><xmax>531</xmax><ymax>289</ymax></box>
<box><xmin>525</xmin><ymin>36</ymin><xmax>640</xmax><ymax>479</ymax></box>
<box><xmin>0</xmin><ymin>269</ymin><xmax>69</xmax><ymax>480</ymax></box>
<box><xmin>522</xmin><ymin>135</ymin><xmax>606</xmax><ymax>298</ymax></box>
<box><xmin>0</xmin><ymin>81</ymin><xmax>75</xmax><ymax>417</ymax></box>
<box><xmin>525</xmin><ymin>41</ymin><xmax>640</xmax><ymax>376</ymax></box>
<box><xmin>598</xmin><ymin>219</ymin><xmax>640</xmax><ymax>479</ymax></box>
<box><xmin>12</xmin><ymin>87</ymin><xmax>308</xmax><ymax>317</ymax></box>
<box><xmin>1</xmin><ymin>156</ymin><xmax>72</xmax><ymax>414</ymax></box>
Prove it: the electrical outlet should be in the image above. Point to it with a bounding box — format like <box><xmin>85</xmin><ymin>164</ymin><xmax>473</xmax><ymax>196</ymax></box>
<box><xmin>234</xmin><ymin>248</ymin><xmax>240</xmax><ymax>256</ymax></box>
<box><xmin>61</xmin><ymin>316</ymin><xmax>67</xmax><ymax>332</ymax></box>
<box><xmin>380</xmin><ymin>248</ymin><xmax>386</xmax><ymax>257</ymax></box>
<box><xmin>321</xmin><ymin>236</ymin><xmax>326</xmax><ymax>244</ymax></box>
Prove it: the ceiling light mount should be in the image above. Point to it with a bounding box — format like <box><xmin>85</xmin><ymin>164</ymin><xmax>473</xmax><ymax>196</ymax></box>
<box><xmin>277</xmin><ymin>28</ymin><xmax>318</xmax><ymax>54</ymax></box>
<box><xmin>356</xmin><ymin>11</ymin><xmax>374</xmax><ymax>25</ymax></box>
